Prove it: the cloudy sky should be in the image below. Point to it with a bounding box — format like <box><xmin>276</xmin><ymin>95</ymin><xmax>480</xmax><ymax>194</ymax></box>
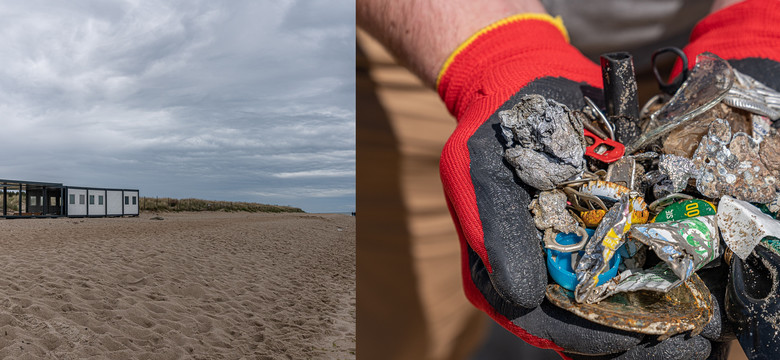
<box><xmin>0</xmin><ymin>0</ymin><xmax>355</xmax><ymax>213</ymax></box>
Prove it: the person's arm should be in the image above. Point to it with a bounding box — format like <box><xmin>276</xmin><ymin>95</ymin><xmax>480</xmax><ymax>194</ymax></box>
<box><xmin>710</xmin><ymin>0</ymin><xmax>744</xmax><ymax>13</ymax></box>
<box><xmin>356</xmin><ymin>0</ymin><xmax>546</xmax><ymax>88</ymax></box>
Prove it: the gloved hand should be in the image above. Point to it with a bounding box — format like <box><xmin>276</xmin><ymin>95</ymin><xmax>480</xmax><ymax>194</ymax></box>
<box><xmin>437</xmin><ymin>14</ymin><xmax>713</xmax><ymax>359</ymax></box>
<box><xmin>679</xmin><ymin>0</ymin><xmax>780</xmax><ymax>90</ymax></box>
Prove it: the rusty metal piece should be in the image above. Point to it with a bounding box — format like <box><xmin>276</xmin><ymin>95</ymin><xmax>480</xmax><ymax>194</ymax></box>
<box><xmin>580</xmin><ymin>180</ymin><xmax>649</xmax><ymax>224</ymax></box>
<box><xmin>582</xmin><ymin>114</ymin><xmax>611</xmax><ymax>141</ymax></box>
<box><xmin>717</xmin><ymin>195</ymin><xmax>780</xmax><ymax>260</ymax></box>
<box><xmin>500</xmin><ymin>95</ymin><xmax>587</xmax><ymax>190</ymax></box>
<box><xmin>693</xmin><ymin>118</ymin><xmax>779</xmax><ymax>203</ymax></box>
<box><xmin>628</xmin><ymin>52</ymin><xmax>734</xmax><ymax>154</ymax></box>
<box><xmin>546</xmin><ymin>272</ymin><xmax>712</xmax><ymax>340</ymax></box>
<box><xmin>724</xmin><ymin>247</ymin><xmax>734</xmax><ymax>265</ymax></box>
<box><xmin>658</xmin><ymin>154</ymin><xmax>699</xmax><ymax>193</ymax></box>
<box><xmin>530</xmin><ymin>190</ymin><xmax>589</xmax><ymax>252</ymax></box>
<box><xmin>580</xmin><ymin>209</ymin><xmax>607</xmax><ymax>228</ymax></box>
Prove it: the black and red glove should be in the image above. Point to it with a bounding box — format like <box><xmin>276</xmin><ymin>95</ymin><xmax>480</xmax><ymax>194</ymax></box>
<box><xmin>680</xmin><ymin>0</ymin><xmax>780</xmax><ymax>88</ymax></box>
<box><xmin>437</xmin><ymin>14</ymin><xmax>714</xmax><ymax>359</ymax></box>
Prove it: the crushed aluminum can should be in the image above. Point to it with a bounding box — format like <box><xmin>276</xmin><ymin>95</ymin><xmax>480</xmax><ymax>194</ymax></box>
<box><xmin>530</xmin><ymin>190</ymin><xmax>589</xmax><ymax>252</ymax></box>
<box><xmin>628</xmin><ymin>215</ymin><xmax>720</xmax><ymax>283</ymax></box>
<box><xmin>572</xmin><ymin>215</ymin><xmax>719</xmax><ymax>304</ymax></box>
<box><xmin>500</xmin><ymin>94</ymin><xmax>587</xmax><ymax>190</ymax></box>
<box><xmin>574</xmin><ymin>195</ymin><xmax>633</xmax><ymax>304</ymax></box>
<box><xmin>717</xmin><ymin>195</ymin><xmax>780</xmax><ymax>260</ymax></box>
<box><xmin>546</xmin><ymin>271</ymin><xmax>712</xmax><ymax>340</ymax></box>
<box><xmin>617</xmin><ymin>237</ymin><xmax>645</xmax><ymax>271</ymax></box>
<box><xmin>693</xmin><ymin>118</ymin><xmax>778</xmax><ymax>203</ymax></box>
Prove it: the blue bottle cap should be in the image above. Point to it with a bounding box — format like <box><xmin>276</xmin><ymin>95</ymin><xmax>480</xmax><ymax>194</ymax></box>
<box><xmin>546</xmin><ymin>228</ymin><xmax>622</xmax><ymax>291</ymax></box>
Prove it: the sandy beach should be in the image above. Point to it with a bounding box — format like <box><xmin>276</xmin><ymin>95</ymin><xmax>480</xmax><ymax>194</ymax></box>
<box><xmin>0</xmin><ymin>211</ymin><xmax>355</xmax><ymax>359</ymax></box>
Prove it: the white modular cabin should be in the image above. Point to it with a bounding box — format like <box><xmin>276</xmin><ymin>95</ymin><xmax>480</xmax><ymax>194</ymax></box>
<box><xmin>122</xmin><ymin>190</ymin><xmax>139</xmax><ymax>216</ymax></box>
<box><xmin>65</xmin><ymin>187</ymin><xmax>140</xmax><ymax>218</ymax></box>
<box><xmin>88</xmin><ymin>189</ymin><xmax>107</xmax><ymax>216</ymax></box>
<box><xmin>0</xmin><ymin>178</ymin><xmax>138</xmax><ymax>219</ymax></box>
<box><xmin>106</xmin><ymin>190</ymin><xmax>124</xmax><ymax>216</ymax></box>
<box><xmin>66</xmin><ymin>188</ymin><xmax>88</xmax><ymax>216</ymax></box>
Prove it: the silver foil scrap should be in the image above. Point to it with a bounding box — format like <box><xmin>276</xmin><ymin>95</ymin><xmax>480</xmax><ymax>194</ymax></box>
<box><xmin>500</xmin><ymin>95</ymin><xmax>587</xmax><ymax>190</ymax></box>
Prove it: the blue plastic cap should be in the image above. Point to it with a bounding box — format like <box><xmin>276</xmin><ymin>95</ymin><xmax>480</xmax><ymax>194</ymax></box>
<box><xmin>546</xmin><ymin>229</ymin><xmax>623</xmax><ymax>292</ymax></box>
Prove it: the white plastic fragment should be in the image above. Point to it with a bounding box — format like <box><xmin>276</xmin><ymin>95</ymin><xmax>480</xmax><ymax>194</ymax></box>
<box><xmin>717</xmin><ymin>195</ymin><xmax>780</xmax><ymax>260</ymax></box>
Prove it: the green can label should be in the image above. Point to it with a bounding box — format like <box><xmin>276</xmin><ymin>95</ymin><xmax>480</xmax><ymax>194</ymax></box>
<box><xmin>652</xmin><ymin>199</ymin><xmax>717</xmax><ymax>223</ymax></box>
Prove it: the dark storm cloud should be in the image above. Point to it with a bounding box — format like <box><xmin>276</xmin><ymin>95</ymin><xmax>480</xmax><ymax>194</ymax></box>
<box><xmin>0</xmin><ymin>0</ymin><xmax>355</xmax><ymax>213</ymax></box>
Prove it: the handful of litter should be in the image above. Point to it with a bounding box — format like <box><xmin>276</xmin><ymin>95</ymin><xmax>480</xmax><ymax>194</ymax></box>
<box><xmin>499</xmin><ymin>50</ymin><xmax>780</xmax><ymax>355</ymax></box>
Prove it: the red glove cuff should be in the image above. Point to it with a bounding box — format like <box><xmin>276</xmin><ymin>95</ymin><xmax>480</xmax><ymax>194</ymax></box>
<box><xmin>681</xmin><ymin>0</ymin><xmax>780</xmax><ymax>69</ymax></box>
<box><xmin>436</xmin><ymin>14</ymin><xmax>601</xmax><ymax>122</ymax></box>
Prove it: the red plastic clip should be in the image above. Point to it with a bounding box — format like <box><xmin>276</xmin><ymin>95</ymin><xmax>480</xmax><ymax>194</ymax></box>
<box><xmin>583</xmin><ymin>129</ymin><xmax>625</xmax><ymax>163</ymax></box>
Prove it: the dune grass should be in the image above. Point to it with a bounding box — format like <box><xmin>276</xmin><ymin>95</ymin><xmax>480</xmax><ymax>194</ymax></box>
<box><xmin>139</xmin><ymin>197</ymin><xmax>304</xmax><ymax>213</ymax></box>
<box><xmin>0</xmin><ymin>193</ymin><xmax>303</xmax><ymax>214</ymax></box>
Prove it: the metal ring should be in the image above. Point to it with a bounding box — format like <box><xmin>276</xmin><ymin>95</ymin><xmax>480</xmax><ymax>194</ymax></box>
<box><xmin>651</xmin><ymin>47</ymin><xmax>689</xmax><ymax>95</ymax></box>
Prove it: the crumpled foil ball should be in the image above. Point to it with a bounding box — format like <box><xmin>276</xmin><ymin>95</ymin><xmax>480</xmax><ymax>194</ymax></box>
<box><xmin>500</xmin><ymin>95</ymin><xmax>587</xmax><ymax>190</ymax></box>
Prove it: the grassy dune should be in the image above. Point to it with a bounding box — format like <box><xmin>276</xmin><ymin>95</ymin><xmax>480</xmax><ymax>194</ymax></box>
<box><xmin>0</xmin><ymin>193</ymin><xmax>303</xmax><ymax>214</ymax></box>
<box><xmin>140</xmin><ymin>197</ymin><xmax>304</xmax><ymax>213</ymax></box>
